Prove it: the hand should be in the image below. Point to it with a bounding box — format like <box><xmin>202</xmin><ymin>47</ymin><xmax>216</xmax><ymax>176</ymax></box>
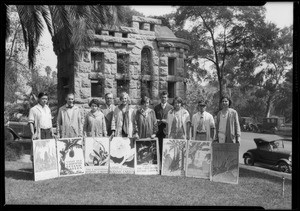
<box><xmin>160</xmin><ymin>119</ymin><xmax>167</xmax><ymax>124</ymax></box>
<box><xmin>150</xmin><ymin>134</ymin><xmax>156</xmax><ymax>139</ymax></box>
<box><xmin>112</xmin><ymin>131</ymin><xmax>115</xmax><ymax>137</ymax></box>
<box><xmin>31</xmin><ymin>133</ymin><xmax>38</xmax><ymax>140</ymax></box>
<box><xmin>133</xmin><ymin>133</ymin><xmax>139</xmax><ymax>140</ymax></box>
<box><xmin>51</xmin><ymin>133</ymin><xmax>57</xmax><ymax>139</ymax></box>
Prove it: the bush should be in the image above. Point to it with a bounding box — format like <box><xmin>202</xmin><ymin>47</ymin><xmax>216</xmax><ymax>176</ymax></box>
<box><xmin>5</xmin><ymin>141</ymin><xmax>24</xmax><ymax>161</ymax></box>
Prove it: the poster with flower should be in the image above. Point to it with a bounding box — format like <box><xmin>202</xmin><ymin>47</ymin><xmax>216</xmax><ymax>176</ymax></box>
<box><xmin>186</xmin><ymin>140</ymin><xmax>211</xmax><ymax>179</ymax></box>
<box><xmin>210</xmin><ymin>143</ymin><xmax>239</xmax><ymax>184</ymax></box>
<box><xmin>109</xmin><ymin>137</ymin><xmax>135</xmax><ymax>174</ymax></box>
<box><xmin>33</xmin><ymin>139</ymin><xmax>58</xmax><ymax>181</ymax></box>
<box><xmin>134</xmin><ymin>138</ymin><xmax>160</xmax><ymax>175</ymax></box>
<box><xmin>57</xmin><ymin>137</ymin><xmax>85</xmax><ymax>177</ymax></box>
<box><xmin>84</xmin><ymin>137</ymin><xmax>110</xmax><ymax>174</ymax></box>
<box><xmin>161</xmin><ymin>139</ymin><xmax>187</xmax><ymax>176</ymax></box>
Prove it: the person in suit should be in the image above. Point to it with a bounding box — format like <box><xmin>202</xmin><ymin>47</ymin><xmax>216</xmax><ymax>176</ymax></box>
<box><xmin>57</xmin><ymin>93</ymin><xmax>83</xmax><ymax>138</ymax></box>
<box><xmin>100</xmin><ymin>93</ymin><xmax>116</xmax><ymax>137</ymax></box>
<box><xmin>154</xmin><ymin>91</ymin><xmax>173</xmax><ymax>166</ymax></box>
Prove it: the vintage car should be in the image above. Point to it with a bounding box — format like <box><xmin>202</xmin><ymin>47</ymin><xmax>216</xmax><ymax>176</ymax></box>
<box><xmin>243</xmin><ymin>137</ymin><xmax>292</xmax><ymax>173</ymax></box>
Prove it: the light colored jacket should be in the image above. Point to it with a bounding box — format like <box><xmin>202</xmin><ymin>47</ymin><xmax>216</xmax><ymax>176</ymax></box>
<box><xmin>83</xmin><ymin>110</ymin><xmax>107</xmax><ymax>137</ymax></box>
<box><xmin>113</xmin><ymin>105</ymin><xmax>136</xmax><ymax>137</ymax></box>
<box><xmin>57</xmin><ymin>105</ymin><xmax>82</xmax><ymax>138</ymax></box>
<box><xmin>167</xmin><ymin>108</ymin><xmax>190</xmax><ymax>139</ymax></box>
<box><xmin>215</xmin><ymin>108</ymin><xmax>241</xmax><ymax>143</ymax></box>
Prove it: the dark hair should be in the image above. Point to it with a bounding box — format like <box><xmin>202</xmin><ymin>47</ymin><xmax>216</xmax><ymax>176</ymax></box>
<box><xmin>160</xmin><ymin>91</ymin><xmax>168</xmax><ymax>97</ymax></box>
<box><xmin>141</xmin><ymin>96</ymin><xmax>150</xmax><ymax>105</ymax></box>
<box><xmin>172</xmin><ymin>96</ymin><xmax>184</xmax><ymax>106</ymax></box>
<box><xmin>89</xmin><ymin>99</ymin><xmax>100</xmax><ymax>107</ymax></box>
<box><xmin>38</xmin><ymin>92</ymin><xmax>48</xmax><ymax>99</ymax></box>
<box><xmin>220</xmin><ymin>95</ymin><xmax>232</xmax><ymax>107</ymax></box>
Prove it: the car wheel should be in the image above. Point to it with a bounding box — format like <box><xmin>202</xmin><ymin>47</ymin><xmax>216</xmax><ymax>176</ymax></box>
<box><xmin>278</xmin><ymin>162</ymin><xmax>291</xmax><ymax>173</ymax></box>
<box><xmin>244</xmin><ymin>155</ymin><xmax>254</xmax><ymax>166</ymax></box>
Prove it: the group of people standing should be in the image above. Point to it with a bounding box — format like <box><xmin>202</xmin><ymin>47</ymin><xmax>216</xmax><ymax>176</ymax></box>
<box><xmin>28</xmin><ymin>90</ymin><xmax>241</xmax><ymax>163</ymax></box>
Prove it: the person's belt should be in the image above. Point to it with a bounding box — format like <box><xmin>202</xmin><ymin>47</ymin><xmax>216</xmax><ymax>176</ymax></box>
<box><xmin>40</xmin><ymin>128</ymin><xmax>51</xmax><ymax>131</ymax></box>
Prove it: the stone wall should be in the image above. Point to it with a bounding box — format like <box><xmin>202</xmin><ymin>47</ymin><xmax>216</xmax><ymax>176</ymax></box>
<box><xmin>54</xmin><ymin>16</ymin><xmax>190</xmax><ymax>109</ymax></box>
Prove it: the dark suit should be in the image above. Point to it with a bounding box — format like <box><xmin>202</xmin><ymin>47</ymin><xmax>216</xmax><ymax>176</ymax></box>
<box><xmin>154</xmin><ymin>103</ymin><xmax>173</xmax><ymax>163</ymax></box>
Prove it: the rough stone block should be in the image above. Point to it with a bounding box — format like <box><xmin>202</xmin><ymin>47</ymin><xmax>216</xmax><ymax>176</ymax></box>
<box><xmin>101</xmin><ymin>42</ymin><xmax>109</xmax><ymax>47</ymax></box>
<box><xmin>159</xmin><ymin>57</ymin><xmax>168</xmax><ymax>66</ymax></box>
<box><xmin>83</xmin><ymin>51</ymin><xmax>90</xmax><ymax>62</ymax></box>
<box><xmin>79</xmin><ymin>62</ymin><xmax>92</xmax><ymax>73</ymax></box>
<box><xmin>101</xmin><ymin>31</ymin><xmax>109</xmax><ymax>36</ymax></box>
<box><xmin>115</xmin><ymin>32</ymin><xmax>122</xmax><ymax>37</ymax></box>
<box><xmin>170</xmin><ymin>47</ymin><xmax>176</xmax><ymax>52</ymax></box>
<box><xmin>81</xmin><ymin>79</ymin><xmax>91</xmax><ymax>88</ymax></box>
<box><xmin>105</xmin><ymin>79</ymin><xmax>114</xmax><ymax>89</ymax></box>
<box><xmin>131</xmin><ymin>21</ymin><xmax>139</xmax><ymax>29</ymax></box>
<box><xmin>130</xmin><ymin>55</ymin><xmax>141</xmax><ymax>65</ymax></box>
<box><xmin>114</xmin><ymin>43</ymin><xmax>122</xmax><ymax>48</ymax></box>
<box><xmin>105</xmin><ymin>53</ymin><xmax>117</xmax><ymax>64</ymax></box>
<box><xmin>143</xmin><ymin>23</ymin><xmax>150</xmax><ymax>31</ymax></box>
<box><xmin>159</xmin><ymin>47</ymin><xmax>164</xmax><ymax>51</ymax></box>
<box><xmin>159</xmin><ymin>67</ymin><xmax>168</xmax><ymax>76</ymax></box>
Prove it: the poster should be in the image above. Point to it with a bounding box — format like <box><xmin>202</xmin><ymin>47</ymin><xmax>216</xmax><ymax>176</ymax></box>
<box><xmin>57</xmin><ymin>137</ymin><xmax>85</xmax><ymax>177</ymax></box>
<box><xmin>109</xmin><ymin>137</ymin><xmax>135</xmax><ymax>174</ymax></box>
<box><xmin>210</xmin><ymin>143</ymin><xmax>239</xmax><ymax>184</ymax></box>
<box><xmin>32</xmin><ymin>139</ymin><xmax>58</xmax><ymax>181</ymax></box>
<box><xmin>161</xmin><ymin>139</ymin><xmax>187</xmax><ymax>176</ymax></box>
<box><xmin>186</xmin><ymin>140</ymin><xmax>211</xmax><ymax>179</ymax></box>
<box><xmin>135</xmin><ymin>138</ymin><xmax>160</xmax><ymax>175</ymax></box>
<box><xmin>84</xmin><ymin>137</ymin><xmax>110</xmax><ymax>174</ymax></box>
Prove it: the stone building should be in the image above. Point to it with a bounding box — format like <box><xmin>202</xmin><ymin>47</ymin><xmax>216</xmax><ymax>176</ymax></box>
<box><xmin>53</xmin><ymin>16</ymin><xmax>190</xmax><ymax>109</ymax></box>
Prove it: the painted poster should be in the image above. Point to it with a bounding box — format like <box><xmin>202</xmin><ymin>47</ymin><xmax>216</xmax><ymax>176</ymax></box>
<box><xmin>210</xmin><ymin>143</ymin><xmax>239</xmax><ymax>184</ymax></box>
<box><xmin>109</xmin><ymin>137</ymin><xmax>135</xmax><ymax>174</ymax></box>
<box><xmin>161</xmin><ymin>139</ymin><xmax>187</xmax><ymax>176</ymax></box>
<box><xmin>32</xmin><ymin>139</ymin><xmax>58</xmax><ymax>181</ymax></box>
<box><xmin>186</xmin><ymin>140</ymin><xmax>211</xmax><ymax>179</ymax></box>
<box><xmin>84</xmin><ymin>137</ymin><xmax>110</xmax><ymax>174</ymax></box>
<box><xmin>57</xmin><ymin>137</ymin><xmax>85</xmax><ymax>177</ymax></box>
<box><xmin>135</xmin><ymin>138</ymin><xmax>160</xmax><ymax>175</ymax></box>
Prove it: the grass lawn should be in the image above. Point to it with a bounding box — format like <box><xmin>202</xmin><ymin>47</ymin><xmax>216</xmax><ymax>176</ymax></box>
<box><xmin>5</xmin><ymin>161</ymin><xmax>291</xmax><ymax>209</ymax></box>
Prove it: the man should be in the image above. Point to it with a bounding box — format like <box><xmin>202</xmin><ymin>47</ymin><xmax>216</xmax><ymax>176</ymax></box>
<box><xmin>191</xmin><ymin>98</ymin><xmax>215</xmax><ymax>141</ymax></box>
<box><xmin>57</xmin><ymin>93</ymin><xmax>83</xmax><ymax>138</ymax></box>
<box><xmin>100</xmin><ymin>93</ymin><xmax>116</xmax><ymax>136</ymax></box>
<box><xmin>28</xmin><ymin>92</ymin><xmax>55</xmax><ymax>140</ymax></box>
<box><xmin>154</xmin><ymin>91</ymin><xmax>173</xmax><ymax>164</ymax></box>
<box><xmin>28</xmin><ymin>92</ymin><xmax>55</xmax><ymax>163</ymax></box>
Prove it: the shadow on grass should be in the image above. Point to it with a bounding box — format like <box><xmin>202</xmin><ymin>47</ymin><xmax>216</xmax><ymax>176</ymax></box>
<box><xmin>5</xmin><ymin>170</ymin><xmax>33</xmax><ymax>181</ymax></box>
<box><xmin>239</xmin><ymin>168</ymin><xmax>291</xmax><ymax>184</ymax></box>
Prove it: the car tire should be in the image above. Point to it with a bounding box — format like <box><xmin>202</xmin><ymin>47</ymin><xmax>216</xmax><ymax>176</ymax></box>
<box><xmin>244</xmin><ymin>155</ymin><xmax>254</xmax><ymax>166</ymax></box>
<box><xmin>278</xmin><ymin>162</ymin><xmax>291</xmax><ymax>173</ymax></box>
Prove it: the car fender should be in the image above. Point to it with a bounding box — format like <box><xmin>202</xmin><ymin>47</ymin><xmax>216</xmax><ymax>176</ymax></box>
<box><xmin>5</xmin><ymin>126</ymin><xmax>21</xmax><ymax>140</ymax></box>
<box><xmin>243</xmin><ymin>151</ymin><xmax>254</xmax><ymax>159</ymax></box>
<box><xmin>276</xmin><ymin>159</ymin><xmax>291</xmax><ymax>166</ymax></box>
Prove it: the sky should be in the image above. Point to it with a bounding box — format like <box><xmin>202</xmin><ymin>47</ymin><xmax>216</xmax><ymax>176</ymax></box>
<box><xmin>39</xmin><ymin>2</ymin><xmax>294</xmax><ymax>74</ymax></box>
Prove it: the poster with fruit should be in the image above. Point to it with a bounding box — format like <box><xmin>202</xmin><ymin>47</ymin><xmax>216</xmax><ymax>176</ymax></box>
<box><xmin>134</xmin><ymin>138</ymin><xmax>160</xmax><ymax>175</ymax></box>
<box><xmin>57</xmin><ymin>137</ymin><xmax>85</xmax><ymax>177</ymax></box>
<box><xmin>84</xmin><ymin>137</ymin><xmax>110</xmax><ymax>174</ymax></box>
<box><xmin>109</xmin><ymin>137</ymin><xmax>135</xmax><ymax>174</ymax></box>
<box><xmin>161</xmin><ymin>139</ymin><xmax>187</xmax><ymax>176</ymax></box>
<box><xmin>186</xmin><ymin>140</ymin><xmax>211</xmax><ymax>179</ymax></box>
<box><xmin>33</xmin><ymin>139</ymin><xmax>58</xmax><ymax>181</ymax></box>
<box><xmin>210</xmin><ymin>143</ymin><xmax>239</xmax><ymax>184</ymax></box>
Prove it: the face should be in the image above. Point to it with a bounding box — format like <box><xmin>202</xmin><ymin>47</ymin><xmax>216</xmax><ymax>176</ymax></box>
<box><xmin>161</xmin><ymin>94</ymin><xmax>168</xmax><ymax>104</ymax></box>
<box><xmin>120</xmin><ymin>95</ymin><xmax>128</xmax><ymax>105</ymax></box>
<box><xmin>174</xmin><ymin>100</ymin><xmax>181</xmax><ymax>110</ymax></box>
<box><xmin>142</xmin><ymin>100</ymin><xmax>150</xmax><ymax>110</ymax></box>
<box><xmin>105</xmin><ymin>94</ymin><xmax>113</xmax><ymax>106</ymax></box>
<box><xmin>66</xmin><ymin>94</ymin><xmax>74</xmax><ymax>106</ymax></box>
<box><xmin>198</xmin><ymin>104</ymin><xmax>206</xmax><ymax>113</ymax></box>
<box><xmin>38</xmin><ymin>96</ymin><xmax>48</xmax><ymax>107</ymax></box>
<box><xmin>90</xmin><ymin>103</ymin><xmax>98</xmax><ymax>113</ymax></box>
<box><xmin>221</xmin><ymin>98</ymin><xmax>229</xmax><ymax>109</ymax></box>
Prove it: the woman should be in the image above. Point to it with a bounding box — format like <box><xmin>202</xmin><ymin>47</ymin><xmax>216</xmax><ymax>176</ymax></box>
<box><xmin>166</xmin><ymin>96</ymin><xmax>191</xmax><ymax>139</ymax></box>
<box><xmin>83</xmin><ymin>99</ymin><xmax>107</xmax><ymax>137</ymax></box>
<box><xmin>134</xmin><ymin>96</ymin><xmax>158</xmax><ymax>139</ymax></box>
<box><xmin>113</xmin><ymin>92</ymin><xmax>136</xmax><ymax>137</ymax></box>
<box><xmin>215</xmin><ymin>95</ymin><xmax>241</xmax><ymax>143</ymax></box>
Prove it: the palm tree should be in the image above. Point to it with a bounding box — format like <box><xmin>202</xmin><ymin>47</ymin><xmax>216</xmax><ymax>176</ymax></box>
<box><xmin>6</xmin><ymin>5</ymin><xmax>125</xmax><ymax>68</ymax></box>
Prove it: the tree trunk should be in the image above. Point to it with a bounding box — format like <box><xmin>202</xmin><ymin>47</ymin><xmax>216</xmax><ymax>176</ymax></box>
<box><xmin>265</xmin><ymin>95</ymin><xmax>274</xmax><ymax>117</ymax></box>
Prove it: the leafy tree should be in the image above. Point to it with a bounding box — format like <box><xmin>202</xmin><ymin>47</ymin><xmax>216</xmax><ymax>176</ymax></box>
<box><xmin>174</xmin><ymin>6</ymin><xmax>267</xmax><ymax>107</ymax></box>
<box><xmin>6</xmin><ymin>5</ymin><xmax>125</xmax><ymax>68</ymax></box>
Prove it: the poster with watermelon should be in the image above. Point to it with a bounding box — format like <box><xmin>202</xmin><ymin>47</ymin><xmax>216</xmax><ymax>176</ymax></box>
<box><xmin>161</xmin><ymin>139</ymin><xmax>187</xmax><ymax>176</ymax></box>
<box><xmin>57</xmin><ymin>137</ymin><xmax>85</xmax><ymax>177</ymax></box>
<box><xmin>210</xmin><ymin>143</ymin><xmax>239</xmax><ymax>184</ymax></box>
<box><xmin>32</xmin><ymin>139</ymin><xmax>58</xmax><ymax>181</ymax></box>
<box><xmin>84</xmin><ymin>137</ymin><xmax>110</xmax><ymax>174</ymax></box>
<box><xmin>134</xmin><ymin>138</ymin><xmax>160</xmax><ymax>175</ymax></box>
<box><xmin>109</xmin><ymin>137</ymin><xmax>135</xmax><ymax>174</ymax></box>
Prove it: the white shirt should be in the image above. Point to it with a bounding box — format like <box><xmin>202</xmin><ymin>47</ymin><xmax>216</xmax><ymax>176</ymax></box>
<box><xmin>28</xmin><ymin>104</ymin><xmax>52</xmax><ymax>129</ymax></box>
<box><xmin>161</xmin><ymin>103</ymin><xmax>167</xmax><ymax>109</ymax></box>
<box><xmin>191</xmin><ymin>111</ymin><xmax>215</xmax><ymax>141</ymax></box>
